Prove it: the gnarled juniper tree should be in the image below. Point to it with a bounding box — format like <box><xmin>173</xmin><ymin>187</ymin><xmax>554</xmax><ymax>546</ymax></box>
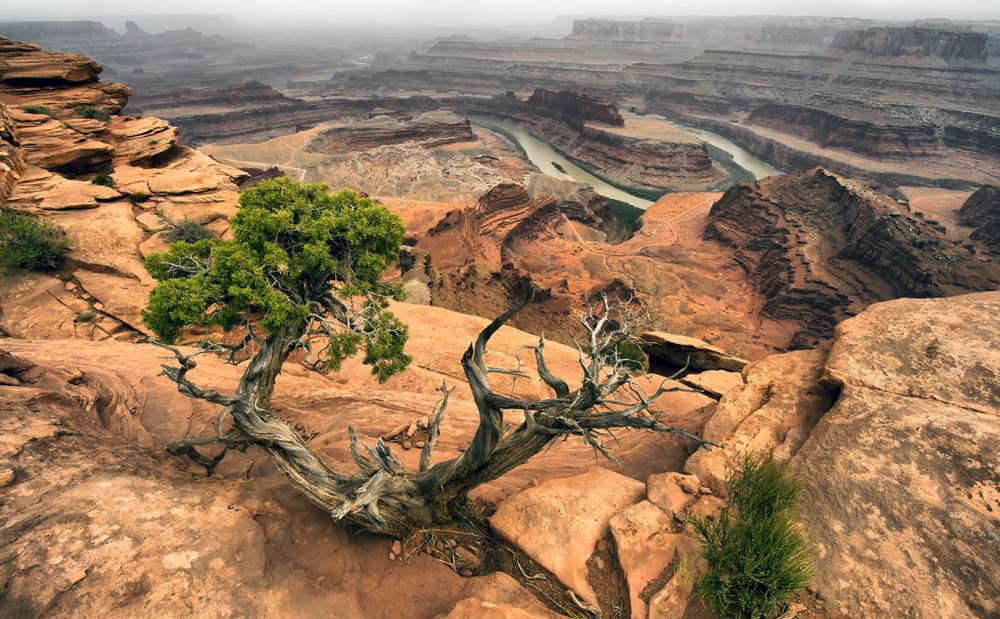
<box><xmin>147</xmin><ymin>178</ymin><xmax>710</xmax><ymax>538</ymax></box>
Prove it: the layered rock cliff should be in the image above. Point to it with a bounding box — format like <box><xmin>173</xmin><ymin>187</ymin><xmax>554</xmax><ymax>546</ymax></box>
<box><xmin>746</xmin><ymin>103</ymin><xmax>939</xmax><ymax>158</ymax></box>
<box><xmin>456</xmin><ymin>92</ymin><xmax>725</xmax><ymax>194</ymax></box>
<box><xmin>958</xmin><ymin>185</ymin><xmax>1000</xmax><ymax>251</ymax></box>
<box><xmin>0</xmin><ymin>36</ymin><xmax>246</xmax><ymax>339</ymax></box>
<box><xmin>527</xmin><ymin>88</ymin><xmax>624</xmax><ymax>128</ymax></box>
<box><xmin>307</xmin><ymin>112</ymin><xmax>474</xmax><ymax>155</ymax></box>
<box><xmin>832</xmin><ymin>26</ymin><xmax>988</xmax><ymax>62</ymax></box>
<box><xmin>704</xmin><ymin>168</ymin><xmax>1000</xmax><ymax>347</ymax></box>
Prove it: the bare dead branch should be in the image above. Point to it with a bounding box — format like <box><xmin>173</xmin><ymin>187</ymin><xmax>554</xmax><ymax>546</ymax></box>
<box><xmin>420</xmin><ymin>383</ymin><xmax>451</xmax><ymax>473</ymax></box>
<box><xmin>533</xmin><ymin>336</ymin><xmax>570</xmax><ymax>397</ymax></box>
<box><xmin>151</xmin><ymin>341</ymin><xmax>238</xmax><ymax>407</ymax></box>
<box><xmin>165</xmin><ymin>432</ymin><xmax>253</xmax><ymax>475</ymax></box>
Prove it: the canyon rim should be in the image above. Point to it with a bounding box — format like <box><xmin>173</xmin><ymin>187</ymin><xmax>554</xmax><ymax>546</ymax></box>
<box><xmin>1</xmin><ymin>5</ymin><xmax>999</xmax><ymax>619</ymax></box>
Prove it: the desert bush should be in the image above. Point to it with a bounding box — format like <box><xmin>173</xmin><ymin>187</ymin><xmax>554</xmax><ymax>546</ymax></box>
<box><xmin>127</xmin><ymin>192</ymin><xmax>150</xmax><ymax>203</ymax></box>
<box><xmin>76</xmin><ymin>309</ymin><xmax>97</xmax><ymax>323</ymax></box>
<box><xmin>167</xmin><ymin>219</ymin><xmax>215</xmax><ymax>244</ymax></box>
<box><xmin>604</xmin><ymin>338</ymin><xmax>648</xmax><ymax>372</ymax></box>
<box><xmin>92</xmin><ymin>172</ymin><xmax>116</xmax><ymax>188</ymax></box>
<box><xmin>23</xmin><ymin>103</ymin><xmax>57</xmax><ymax>117</ymax></box>
<box><xmin>690</xmin><ymin>453</ymin><xmax>813</xmax><ymax>618</ymax></box>
<box><xmin>0</xmin><ymin>207</ymin><xmax>68</xmax><ymax>271</ymax></box>
<box><xmin>74</xmin><ymin>104</ymin><xmax>111</xmax><ymax>122</ymax></box>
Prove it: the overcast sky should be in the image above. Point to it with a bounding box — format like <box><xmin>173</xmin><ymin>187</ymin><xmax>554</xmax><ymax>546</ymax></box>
<box><xmin>5</xmin><ymin>0</ymin><xmax>999</xmax><ymax>27</ymax></box>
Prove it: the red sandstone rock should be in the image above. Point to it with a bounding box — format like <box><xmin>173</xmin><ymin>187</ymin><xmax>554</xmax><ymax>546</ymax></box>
<box><xmin>684</xmin><ymin>349</ymin><xmax>834</xmax><ymax>496</ymax></box>
<box><xmin>646</xmin><ymin>472</ymin><xmax>701</xmax><ymax>520</ymax></box>
<box><xmin>792</xmin><ymin>292</ymin><xmax>1000</xmax><ymax>617</ymax></box>
<box><xmin>704</xmin><ymin>168</ymin><xmax>1000</xmax><ymax>347</ymax></box>
<box><xmin>609</xmin><ymin>500</ymin><xmax>680</xmax><ymax>619</ymax></box>
<box><xmin>488</xmin><ymin>467</ymin><xmax>646</xmax><ymax>603</ymax></box>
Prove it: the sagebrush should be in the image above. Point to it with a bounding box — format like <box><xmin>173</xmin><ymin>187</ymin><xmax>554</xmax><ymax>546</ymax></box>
<box><xmin>0</xmin><ymin>207</ymin><xmax>68</xmax><ymax>271</ymax></box>
<box><xmin>167</xmin><ymin>218</ymin><xmax>215</xmax><ymax>244</ymax></box>
<box><xmin>23</xmin><ymin>103</ymin><xmax>57</xmax><ymax>117</ymax></box>
<box><xmin>74</xmin><ymin>104</ymin><xmax>111</xmax><ymax>121</ymax></box>
<box><xmin>92</xmin><ymin>172</ymin><xmax>116</xmax><ymax>188</ymax></box>
<box><xmin>690</xmin><ymin>453</ymin><xmax>813</xmax><ymax>619</ymax></box>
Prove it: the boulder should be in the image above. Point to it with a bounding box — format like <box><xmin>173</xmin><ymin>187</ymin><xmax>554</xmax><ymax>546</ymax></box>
<box><xmin>792</xmin><ymin>292</ymin><xmax>1000</xmax><ymax>618</ymax></box>
<box><xmin>647</xmin><ymin>535</ymin><xmax>706</xmax><ymax>619</ymax></box>
<box><xmin>685</xmin><ymin>349</ymin><xmax>835</xmax><ymax>496</ymax></box>
<box><xmin>610</xmin><ymin>500</ymin><xmax>683</xmax><ymax>619</ymax></box>
<box><xmin>646</xmin><ymin>472</ymin><xmax>701</xmax><ymax>521</ymax></box>
<box><xmin>639</xmin><ymin>331</ymin><xmax>749</xmax><ymax>373</ymax></box>
<box><xmin>7</xmin><ymin>166</ymin><xmax>120</xmax><ymax>210</ymax></box>
<box><xmin>434</xmin><ymin>573</ymin><xmax>562</xmax><ymax>619</ymax></box>
<box><xmin>489</xmin><ymin>467</ymin><xmax>646</xmax><ymax>603</ymax></box>
<box><xmin>110</xmin><ymin>116</ymin><xmax>177</xmax><ymax>163</ymax></box>
<box><xmin>48</xmin><ymin>201</ymin><xmax>149</xmax><ymax>280</ymax></box>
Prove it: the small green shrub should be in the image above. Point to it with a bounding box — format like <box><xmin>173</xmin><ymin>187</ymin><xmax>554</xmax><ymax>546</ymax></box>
<box><xmin>127</xmin><ymin>192</ymin><xmax>151</xmax><ymax>203</ymax></box>
<box><xmin>23</xmin><ymin>103</ymin><xmax>57</xmax><ymax>118</ymax></box>
<box><xmin>604</xmin><ymin>338</ymin><xmax>648</xmax><ymax>372</ymax></box>
<box><xmin>167</xmin><ymin>219</ymin><xmax>215</xmax><ymax>244</ymax></box>
<box><xmin>0</xmin><ymin>207</ymin><xmax>68</xmax><ymax>271</ymax></box>
<box><xmin>76</xmin><ymin>309</ymin><xmax>97</xmax><ymax>323</ymax></box>
<box><xmin>690</xmin><ymin>453</ymin><xmax>813</xmax><ymax>619</ymax></box>
<box><xmin>92</xmin><ymin>172</ymin><xmax>116</xmax><ymax>188</ymax></box>
<box><xmin>74</xmin><ymin>104</ymin><xmax>111</xmax><ymax>122</ymax></box>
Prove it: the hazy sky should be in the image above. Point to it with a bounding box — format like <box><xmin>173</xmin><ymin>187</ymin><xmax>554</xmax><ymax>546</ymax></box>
<box><xmin>5</xmin><ymin>0</ymin><xmax>999</xmax><ymax>27</ymax></box>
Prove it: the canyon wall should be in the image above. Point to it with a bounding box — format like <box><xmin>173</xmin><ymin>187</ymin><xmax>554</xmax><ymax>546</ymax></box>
<box><xmin>704</xmin><ymin>168</ymin><xmax>1000</xmax><ymax>346</ymax></box>
<box><xmin>746</xmin><ymin>103</ymin><xmax>939</xmax><ymax>158</ymax></box>
<box><xmin>832</xmin><ymin>26</ymin><xmax>988</xmax><ymax>62</ymax></box>
<box><xmin>455</xmin><ymin>92</ymin><xmax>724</xmax><ymax>194</ymax></box>
<box><xmin>959</xmin><ymin>185</ymin><xmax>1000</xmax><ymax>251</ymax></box>
<box><xmin>307</xmin><ymin>112</ymin><xmax>474</xmax><ymax>155</ymax></box>
<box><xmin>527</xmin><ymin>88</ymin><xmax>624</xmax><ymax>128</ymax></box>
<box><xmin>0</xmin><ymin>35</ymin><xmax>246</xmax><ymax>341</ymax></box>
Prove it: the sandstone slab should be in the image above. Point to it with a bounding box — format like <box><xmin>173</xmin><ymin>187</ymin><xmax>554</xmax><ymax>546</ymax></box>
<box><xmin>680</xmin><ymin>369</ymin><xmax>743</xmax><ymax>399</ymax></box>
<box><xmin>489</xmin><ymin>467</ymin><xmax>645</xmax><ymax>603</ymax></box>
<box><xmin>792</xmin><ymin>292</ymin><xmax>1000</xmax><ymax>618</ymax></box>
<box><xmin>685</xmin><ymin>349</ymin><xmax>835</xmax><ymax>496</ymax></box>
<box><xmin>7</xmin><ymin>166</ymin><xmax>120</xmax><ymax>210</ymax></box>
<box><xmin>639</xmin><ymin>331</ymin><xmax>749</xmax><ymax>373</ymax></box>
<box><xmin>610</xmin><ymin>500</ymin><xmax>682</xmax><ymax>619</ymax></box>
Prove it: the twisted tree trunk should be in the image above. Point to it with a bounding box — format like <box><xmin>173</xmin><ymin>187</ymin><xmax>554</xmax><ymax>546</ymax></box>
<box><xmin>163</xmin><ymin>296</ymin><xmax>710</xmax><ymax>539</ymax></box>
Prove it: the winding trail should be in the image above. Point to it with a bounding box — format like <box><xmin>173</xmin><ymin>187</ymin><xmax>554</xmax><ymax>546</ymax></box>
<box><xmin>558</xmin><ymin>193</ymin><xmax>721</xmax><ymax>285</ymax></box>
<box><xmin>213</xmin><ymin>155</ymin><xmax>307</xmax><ymax>182</ymax></box>
<box><xmin>208</xmin><ymin>131</ymin><xmax>314</xmax><ymax>182</ymax></box>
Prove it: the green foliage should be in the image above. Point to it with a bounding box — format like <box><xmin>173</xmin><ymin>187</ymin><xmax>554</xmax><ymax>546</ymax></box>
<box><xmin>0</xmin><ymin>207</ymin><xmax>68</xmax><ymax>271</ymax></box>
<box><xmin>76</xmin><ymin>309</ymin><xmax>96</xmax><ymax>323</ymax></box>
<box><xmin>74</xmin><ymin>104</ymin><xmax>111</xmax><ymax>122</ymax></box>
<box><xmin>602</xmin><ymin>197</ymin><xmax>643</xmax><ymax>244</ymax></box>
<box><xmin>167</xmin><ymin>219</ymin><xmax>215</xmax><ymax>244</ymax></box>
<box><xmin>690</xmin><ymin>453</ymin><xmax>813</xmax><ymax>619</ymax></box>
<box><xmin>23</xmin><ymin>103</ymin><xmax>56</xmax><ymax>118</ymax></box>
<box><xmin>143</xmin><ymin>178</ymin><xmax>410</xmax><ymax>381</ymax></box>
<box><xmin>127</xmin><ymin>192</ymin><xmax>151</xmax><ymax>204</ymax></box>
<box><xmin>92</xmin><ymin>172</ymin><xmax>116</xmax><ymax>188</ymax></box>
<box><xmin>604</xmin><ymin>338</ymin><xmax>648</xmax><ymax>372</ymax></box>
